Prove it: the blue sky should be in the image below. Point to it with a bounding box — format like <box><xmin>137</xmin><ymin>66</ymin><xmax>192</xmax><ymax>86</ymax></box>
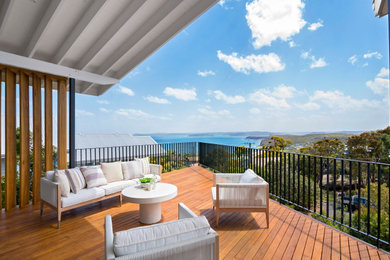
<box><xmin>75</xmin><ymin>0</ymin><xmax>389</xmax><ymax>134</ymax></box>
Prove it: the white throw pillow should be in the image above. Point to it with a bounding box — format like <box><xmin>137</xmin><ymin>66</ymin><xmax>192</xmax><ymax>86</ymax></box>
<box><xmin>113</xmin><ymin>216</ymin><xmax>210</xmax><ymax>256</ymax></box>
<box><xmin>80</xmin><ymin>166</ymin><xmax>107</xmax><ymax>188</ymax></box>
<box><xmin>240</xmin><ymin>169</ymin><xmax>259</xmax><ymax>183</ymax></box>
<box><xmin>101</xmin><ymin>161</ymin><xmax>123</xmax><ymax>183</ymax></box>
<box><xmin>136</xmin><ymin>157</ymin><xmax>150</xmax><ymax>175</ymax></box>
<box><xmin>65</xmin><ymin>168</ymin><xmax>86</xmax><ymax>193</ymax></box>
<box><xmin>121</xmin><ymin>160</ymin><xmax>143</xmax><ymax>180</ymax></box>
<box><xmin>54</xmin><ymin>170</ymin><xmax>70</xmax><ymax>197</ymax></box>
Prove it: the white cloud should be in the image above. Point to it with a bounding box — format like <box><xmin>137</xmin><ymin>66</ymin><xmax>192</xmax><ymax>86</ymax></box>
<box><xmin>363</xmin><ymin>51</ymin><xmax>382</xmax><ymax>60</ymax></box>
<box><xmin>117</xmin><ymin>85</ymin><xmax>135</xmax><ymax>96</ymax></box>
<box><xmin>250</xmin><ymin>107</ymin><xmax>261</xmax><ymax>114</ymax></box>
<box><xmin>212</xmin><ymin>90</ymin><xmax>245</xmax><ymax>104</ymax></box>
<box><xmin>217</xmin><ymin>50</ymin><xmax>285</xmax><ymax>74</ymax></box>
<box><xmin>245</xmin><ymin>0</ymin><xmax>306</xmax><ymax>49</ymax></box>
<box><xmin>198</xmin><ymin>106</ymin><xmax>231</xmax><ymax>118</ymax></box>
<box><xmin>115</xmin><ymin>109</ymin><xmax>171</xmax><ymax>120</ymax></box>
<box><xmin>296</xmin><ymin>102</ymin><xmax>320</xmax><ymax>110</ymax></box>
<box><xmin>249</xmin><ymin>85</ymin><xmax>296</xmax><ymax>109</ymax></box>
<box><xmin>163</xmin><ymin>87</ymin><xmax>197</xmax><ymax>101</ymax></box>
<box><xmin>310</xmin><ymin>57</ymin><xmax>327</xmax><ymax>68</ymax></box>
<box><xmin>272</xmin><ymin>85</ymin><xmax>296</xmax><ymax>99</ymax></box>
<box><xmin>97</xmin><ymin>99</ymin><xmax>109</xmax><ymax>105</ymax></box>
<box><xmin>308</xmin><ymin>20</ymin><xmax>323</xmax><ymax>31</ymax></box>
<box><xmin>99</xmin><ymin>108</ymin><xmax>110</xmax><ymax>113</ymax></box>
<box><xmin>310</xmin><ymin>90</ymin><xmax>380</xmax><ymax>110</ymax></box>
<box><xmin>348</xmin><ymin>55</ymin><xmax>358</xmax><ymax>65</ymax></box>
<box><xmin>301</xmin><ymin>51</ymin><xmax>327</xmax><ymax>69</ymax></box>
<box><xmin>76</xmin><ymin>109</ymin><xmax>94</xmax><ymax>116</ymax></box>
<box><xmin>197</xmin><ymin>70</ymin><xmax>216</xmax><ymax>77</ymax></box>
<box><xmin>366</xmin><ymin>67</ymin><xmax>390</xmax><ymax>95</ymax></box>
<box><xmin>289</xmin><ymin>41</ymin><xmax>296</xmax><ymax>47</ymax></box>
<box><xmin>127</xmin><ymin>69</ymin><xmax>140</xmax><ymax>79</ymax></box>
<box><xmin>145</xmin><ymin>96</ymin><xmax>171</xmax><ymax>104</ymax></box>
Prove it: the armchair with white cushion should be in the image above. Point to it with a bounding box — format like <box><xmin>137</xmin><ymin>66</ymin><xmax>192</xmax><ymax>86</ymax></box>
<box><xmin>105</xmin><ymin>203</ymin><xmax>219</xmax><ymax>260</ymax></box>
<box><xmin>211</xmin><ymin>169</ymin><xmax>269</xmax><ymax>227</ymax></box>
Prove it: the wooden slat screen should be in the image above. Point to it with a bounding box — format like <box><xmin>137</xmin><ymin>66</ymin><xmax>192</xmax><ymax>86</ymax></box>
<box><xmin>0</xmin><ymin>65</ymin><xmax>68</xmax><ymax>210</ymax></box>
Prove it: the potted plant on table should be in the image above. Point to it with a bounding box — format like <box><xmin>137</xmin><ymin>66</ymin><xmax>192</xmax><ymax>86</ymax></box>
<box><xmin>139</xmin><ymin>177</ymin><xmax>156</xmax><ymax>190</ymax></box>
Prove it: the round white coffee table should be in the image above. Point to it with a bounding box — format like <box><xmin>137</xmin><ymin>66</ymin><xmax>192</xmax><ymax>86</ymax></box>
<box><xmin>122</xmin><ymin>183</ymin><xmax>177</xmax><ymax>224</ymax></box>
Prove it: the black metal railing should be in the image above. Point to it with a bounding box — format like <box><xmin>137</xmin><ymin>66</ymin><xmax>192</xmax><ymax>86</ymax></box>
<box><xmin>198</xmin><ymin>142</ymin><xmax>390</xmax><ymax>249</ymax></box>
<box><xmin>74</xmin><ymin>142</ymin><xmax>197</xmax><ymax>172</ymax></box>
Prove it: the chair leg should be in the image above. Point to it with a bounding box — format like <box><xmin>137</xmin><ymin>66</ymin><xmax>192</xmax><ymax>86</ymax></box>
<box><xmin>40</xmin><ymin>201</ymin><xmax>44</xmax><ymax>216</ymax></box>
<box><xmin>57</xmin><ymin>209</ymin><xmax>61</xmax><ymax>229</ymax></box>
<box><xmin>216</xmin><ymin>209</ymin><xmax>219</xmax><ymax>227</ymax></box>
<box><xmin>266</xmin><ymin>208</ymin><xmax>269</xmax><ymax>228</ymax></box>
<box><xmin>119</xmin><ymin>194</ymin><xmax>122</xmax><ymax>207</ymax></box>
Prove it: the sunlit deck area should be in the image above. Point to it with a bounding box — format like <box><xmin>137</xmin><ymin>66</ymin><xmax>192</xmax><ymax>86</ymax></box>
<box><xmin>1</xmin><ymin>166</ymin><xmax>389</xmax><ymax>259</ymax></box>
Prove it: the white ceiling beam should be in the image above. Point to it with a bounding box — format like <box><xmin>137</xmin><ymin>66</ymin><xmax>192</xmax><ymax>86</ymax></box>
<box><xmin>89</xmin><ymin>0</ymin><xmax>219</xmax><ymax>95</ymax></box>
<box><xmin>53</xmin><ymin>0</ymin><xmax>107</xmax><ymax>64</ymax></box>
<box><xmin>0</xmin><ymin>0</ymin><xmax>14</xmax><ymax>35</ymax></box>
<box><xmin>81</xmin><ymin>0</ymin><xmax>182</xmax><ymax>94</ymax></box>
<box><xmin>0</xmin><ymin>51</ymin><xmax>119</xmax><ymax>85</ymax></box>
<box><xmin>76</xmin><ymin>0</ymin><xmax>146</xmax><ymax>70</ymax></box>
<box><xmin>24</xmin><ymin>0</ymin><xmax>63</xmax><ymax>57</ymax></box>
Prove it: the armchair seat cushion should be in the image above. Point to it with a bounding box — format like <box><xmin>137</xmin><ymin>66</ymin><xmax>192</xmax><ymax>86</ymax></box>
<box><xmin>100</xmin><ymin>180</ymin><xmax>137</xmax><ymax>195</ymax></box>
<box><xmin>61</xmin><ymin>187</ymin><xmax>105</xmax><ymax>208</ymax></box>
<box><xmin>113</xmin><ymin>216</ymin><xmax>210</xmax><ymax>257</ymax></box>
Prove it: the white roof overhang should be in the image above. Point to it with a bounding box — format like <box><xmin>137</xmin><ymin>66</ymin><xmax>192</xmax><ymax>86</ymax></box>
<box><xmin>373</xmin><ymin>0</ymin><xmax>388</xmax><ymax>17</ymax></box>
<box><xmin>0</xmin><ymin>0</ymin><xmax>218</xmax><ymax>96</ymax></box>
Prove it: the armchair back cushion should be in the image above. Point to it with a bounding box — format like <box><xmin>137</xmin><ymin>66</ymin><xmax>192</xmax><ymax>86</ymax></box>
<box><xmin>121</xmin><ymin>160</ymin><xmax>143</xmax><ymax>180</ymax></box>
<box><xmin>136</xmin><ymin>157</ymin><xmax>150</xmax><ymax>175</ymax></box>
<box><xmin>80</xmin><ymin>166</ymin><xmax>107</xmax><ymax>188</ymax></box>
<box><xmin>113</xmin><ymin>216</ymin><xmax>210</xmax><ymax>257</ymax></box>
<box><xmin>65</xmin><ymin>168</ymin><xmax>86</xmax><ymax>193</ymax></box>
<box><xmin>54</xmin><ymin>170</ymin><xmax>70</xmax><ymax>197</ymax></box>
<box><xmin>101</xmin><ymin>162</ymin><xmax>123</xmax><ymax>183</ymax></box>
<box><xmin>240</xmin><ymin>169</ymin><xmax>259</xmax><ymax>183</ymax></box>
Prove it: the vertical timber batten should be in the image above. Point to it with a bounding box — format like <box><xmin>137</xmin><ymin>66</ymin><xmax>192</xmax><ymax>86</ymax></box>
<box><xmin>5</xmin><ymin>68</ymin><xmax>17</xmax><ymax>210</ymax></box>
<box><xmin>19</xmin><ymin>72</ymin><xmax>30</xmax><ymax>208</ymax></box>
<box><xmin>45</xmin><ymin>76</ymin><xmax>53</xmax><ymax>171</ymax></box>
<box><xmin>58</xmin><ymin>80</ymin><xmax>67</xmax><ymax>169</ymax></box>
<box><xmin>33</xmin><ymin>74</ymin><xmax>42</xmax><ymax>204</ymax></box>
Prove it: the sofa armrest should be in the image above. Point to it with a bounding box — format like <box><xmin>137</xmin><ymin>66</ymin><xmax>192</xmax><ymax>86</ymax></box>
<box><xmin>40</xmin><ymin>177</ymin><xmax>59</xmax><ymax>208</ymax></box>
<box><xmin>178</xmin><ymin>203</ymin><xmax>198</xmax><ymax>219</ymax></box>
<box><xmin>149</xmin><ymin>164</ymin><xmax>162</xmax><ymax>176</ymax></box>
<box><xmin>213</xmin><ymin>173</ymin><xmax>243</xmax><ymax>186</ymax></box>
<box><xmin>105</xmin><ymin>215</ymin><xmax>115</xmax><ymax>260</ymax></box>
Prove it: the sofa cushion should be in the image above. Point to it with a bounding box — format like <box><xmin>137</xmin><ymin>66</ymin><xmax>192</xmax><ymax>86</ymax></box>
<box><xmin>100</xmin><ymin>180</ymin><xmax>137</xmax><ymax>195</ymax></box>
<box><xmin>45</xmin><ymin>170</ymin><xmax>55</xmax><ymax>181</ymax></box>
<box><xmin>136</xmin><ymin>157</ymin><xmax>150</xmax><ymax>175</ymax></box>
<box><xmin>101</xmin><ymin>162</ymin><xmax>123</xmax><ymax>183</ymax></box>
<box><xmin>80</xmin><ymin>166</ymin><xmax>107</xmax><ymax>188</ymax></box>
<box><xmin>54</xmin><ymin>170</ymin><xmax>70</xmax><ymax>197</ymax></box>
<box><xmin>240</xmin><ymin>169</ymin><xmax>260</xmax><ymax>183</ymax></box>
<box><xmin>121</xmin><ymin>161</ymin><xmax>143</xmax><ymax>180</ymax></box>
<box><xmin>65</xmin><ymin>168</ymin><xmax>86</xmax><ymax>193</ymax></box>
<box><xmin>113</xmin><ymin>216</ymin><xmax>210</xmax><ymax>256</ymax></box>
<box><xmin>61</xmin><ymin>187</ymin><xmax>105</xmax><ymax>208</ymax></box>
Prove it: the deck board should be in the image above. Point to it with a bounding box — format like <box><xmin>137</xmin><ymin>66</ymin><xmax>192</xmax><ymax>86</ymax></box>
<box><xmin>0</xmin><ymin>166</ymin><xmax>389</xmax><ymax>259</ymax></box>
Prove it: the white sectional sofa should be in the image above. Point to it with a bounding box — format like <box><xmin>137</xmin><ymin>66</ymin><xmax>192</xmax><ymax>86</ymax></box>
<box><xmin>40</xmin><ymin>159</ymin><xmax>162</xmax><ymax>228</ymax></box>
<box><xmin>105</xmin><ymin>203</ymin><xmax>219</xmax><ymax>260</ymax></box>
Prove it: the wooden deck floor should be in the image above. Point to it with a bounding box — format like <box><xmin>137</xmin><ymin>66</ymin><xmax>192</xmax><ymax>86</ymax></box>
<box><xmin>1</xmin><ymin>166</ymin><xmax>389</xmax><ymax>259</ymax></box>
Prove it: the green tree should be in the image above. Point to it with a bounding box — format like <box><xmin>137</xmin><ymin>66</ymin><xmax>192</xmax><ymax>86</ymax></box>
<box><xmin>300</xmin><ymin>138</ymin><xmax>345</xmax><ymax>157</ymax></box>
<box><xmin>262</xmin><ymin>136</ymin><xmax>292</xmax><ymax>151</ymax></box>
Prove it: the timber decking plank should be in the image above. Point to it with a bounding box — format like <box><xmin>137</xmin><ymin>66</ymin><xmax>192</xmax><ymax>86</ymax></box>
<box><xmin>0</xmin><ymin>166</ymin><xmax>389</xmax><ymax>260</ymax></box>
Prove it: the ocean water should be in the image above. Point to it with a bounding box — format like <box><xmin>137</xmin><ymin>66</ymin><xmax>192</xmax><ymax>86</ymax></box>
<box><xmin>152</xmin><ymin>135</ymin><xmax>261</xmax><ymax>148</ymax></box>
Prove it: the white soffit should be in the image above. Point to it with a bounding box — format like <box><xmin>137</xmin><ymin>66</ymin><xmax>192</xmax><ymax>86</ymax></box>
<box><xmin>373</xmin><ymin>0</ymin><xmax>388</xmax><ymax>17</ymax></box>
<box><xmin>0</xmin><ymin>0</ymin><xmax>219</xmax><ymax>96</ymax></box>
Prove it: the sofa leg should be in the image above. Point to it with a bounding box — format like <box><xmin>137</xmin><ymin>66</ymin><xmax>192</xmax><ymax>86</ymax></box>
<box><xmin>266</xmin><ymin>208</ymin><xmax>269</xmax><ymax>228</ymax></box>
<box><xmin>40</xmin><ymin>201</ymin><xmax>44</xmax><ymax>216</ymax></box>
<box><xmin>57</xmin><ymin>210</ymin><xmax>61</xmax><ymax>229</ymax></box>
<box><xmin>119</xmin><ymin>194</ymin><xmax>122</xmax><ymax>207</ymax></box>
<box><xmin>216</xmin><ymin>209</ymin><xmax>219</xmax><ymax>227</ymax></box>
